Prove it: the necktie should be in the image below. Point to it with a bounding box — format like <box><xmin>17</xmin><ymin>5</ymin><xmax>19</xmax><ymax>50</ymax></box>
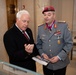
<box><xmin>23</xmin><ymin>31</ymin><xmax>29</xmax><ymax>41</ymax></box>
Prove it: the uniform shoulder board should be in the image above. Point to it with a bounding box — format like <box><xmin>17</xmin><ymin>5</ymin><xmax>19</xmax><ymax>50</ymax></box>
<box><xmin>58</xmin><ymin>21</ymin><xmax>66</xmax><ymax>23</ymax></box>
<box><xmin>38</xmin><ymin>24</ymin><xmax>44</xmax><ymax>27</ymax></box>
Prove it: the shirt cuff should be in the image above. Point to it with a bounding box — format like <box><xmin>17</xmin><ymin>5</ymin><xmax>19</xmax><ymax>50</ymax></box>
<box><xmin>57</xmin><ymin>56</ymin><xmax>61</xmax><ymax>60</ymax></box>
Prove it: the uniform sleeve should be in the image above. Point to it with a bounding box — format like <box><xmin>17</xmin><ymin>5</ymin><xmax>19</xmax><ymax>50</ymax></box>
<box><xmin>28</xmin><ymin>29</ymin><xmax>39</xmax><ymax>57</ymax></box>
<box><xmin>58</xmin><ymin>24</ymin><xmax>73</xmax><ymax>61</ymax></box>
<box><xmin>36</xmin><ymin>27</ymin><xmax>44</xmax><ymax>55</ymax></box>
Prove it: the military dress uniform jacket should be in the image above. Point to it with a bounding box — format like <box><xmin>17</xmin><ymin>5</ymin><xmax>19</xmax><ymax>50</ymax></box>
<box><xmin>3</xmin><ymin>24</ymin><xmax>39</xmax><ymax>71</ymax></box>
<box><xmin>36</xmin><ymin>22</ymin><xmax>73</xmax><ymax>70</ymax></box>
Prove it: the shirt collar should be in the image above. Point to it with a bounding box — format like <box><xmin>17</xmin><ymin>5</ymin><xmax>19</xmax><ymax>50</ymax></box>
<box><xmin>15</xmin><ymin>24</ymin><xmax>23</xmax><ymax>32</ymax></box>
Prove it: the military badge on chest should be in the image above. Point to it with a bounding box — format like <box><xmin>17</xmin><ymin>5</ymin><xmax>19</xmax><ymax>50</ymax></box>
<box><xmin>57</xmin><ymin>36</ymin><xmax>61</xmax><ymax>44</ymax></box>
<box><xmin>54</xmin><ymin>30</ymin><xmax>61</xmax><ymax>44</ymax></box>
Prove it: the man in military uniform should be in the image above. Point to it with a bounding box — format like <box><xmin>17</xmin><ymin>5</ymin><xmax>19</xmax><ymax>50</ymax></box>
<box><xmin>36</xmin><ymin>6</ymin><xmax>73</xmax><ymax>75</ymax></box>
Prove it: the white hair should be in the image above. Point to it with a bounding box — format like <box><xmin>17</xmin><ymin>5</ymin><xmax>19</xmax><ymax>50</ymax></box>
<box><xmin>16</xmin><ymin>10</ymin><xmax>30</xmax><ymax>19</ymax></box>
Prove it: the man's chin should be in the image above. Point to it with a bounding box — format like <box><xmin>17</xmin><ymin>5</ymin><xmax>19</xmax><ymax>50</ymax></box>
<box><xmin>23</xmin><ymin>27</ymin><xmax>27</xmax><ymax>31</ymax></box>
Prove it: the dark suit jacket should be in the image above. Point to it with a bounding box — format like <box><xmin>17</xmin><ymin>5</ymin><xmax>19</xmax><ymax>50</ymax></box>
<box><xmin>3</xmin><ymin>24</ymin><xmax>39</xmax><ymax>71</ymax></box>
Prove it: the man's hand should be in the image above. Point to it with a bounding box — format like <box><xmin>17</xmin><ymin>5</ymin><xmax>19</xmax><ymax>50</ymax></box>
<box><xmin>49</xmin><ymin>56</ymin><xmax>59</xmax><ymax>63</ymax></box>
<box><xmin>24</xmin><ymin>44</ymin><xmax>34</xmax><ymax>53</ymax></box>
<box><xmin>42</xmin><ymin>53</ymin><xmax>49</xmax><ymax>60</ymax></box>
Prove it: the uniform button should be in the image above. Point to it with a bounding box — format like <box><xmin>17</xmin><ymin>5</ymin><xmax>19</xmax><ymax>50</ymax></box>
<box><xmin>50</xmin><ymin>50</ymin><xmax>51</xmax><ymax>51</ymax></box>
<box><xmin>49</xmin><ymin>45</ymin><xmax>51</xmax><ymax>46</ymax></box>
<box><xmin>49</xmin><ymin>40</ymin><xmax>51</xmax><ymax>42</ymax></box>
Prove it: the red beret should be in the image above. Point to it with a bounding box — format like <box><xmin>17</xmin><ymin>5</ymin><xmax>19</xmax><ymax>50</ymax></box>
<box><xmin>42</xmin><ymin>6</ymin><xmax>55</xmax><ymax>14</ymax></box>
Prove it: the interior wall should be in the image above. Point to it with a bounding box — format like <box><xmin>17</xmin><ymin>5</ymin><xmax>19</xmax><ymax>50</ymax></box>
<box><xmin>73</xmin><ymin>0</ymin><xmax>76</xmax><ymax>37</ymax></box>
<box><xmin>49</xmin><ymin>0</ymin><xmax>62</xmax><ymax>21</ymax></box>
<box><xmin>0</xmin><ymin>0</ymin><xmax>9</xmax><ymax>62</ymax></box>
<box><xmin>62</xmin><ymin>0</ymin><xmax>73</xmax><ymax>30</ymax></box>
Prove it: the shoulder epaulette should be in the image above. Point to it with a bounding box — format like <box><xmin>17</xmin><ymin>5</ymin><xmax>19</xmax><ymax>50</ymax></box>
<box><xmin>38</xmin><ymin>24</ymin><xmax>44</xmax><ymax>27</ymax></box>
<box><xmin>58</xmin><ymin>21</ymin><xmax>66</xmax><ymax>23</ymax></box>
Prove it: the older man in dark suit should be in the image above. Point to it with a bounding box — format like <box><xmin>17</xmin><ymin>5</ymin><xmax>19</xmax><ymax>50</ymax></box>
<box><xmin>3</xmin><ymin>10</ymin><xmax>39</xmax><ymax>72</ymax></box>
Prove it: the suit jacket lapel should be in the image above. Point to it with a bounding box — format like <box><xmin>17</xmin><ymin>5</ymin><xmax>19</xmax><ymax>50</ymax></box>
<box><xmin>13</xmin><ymin>25</ymin><xmax>29</xmax><ymax>42</ymax></box>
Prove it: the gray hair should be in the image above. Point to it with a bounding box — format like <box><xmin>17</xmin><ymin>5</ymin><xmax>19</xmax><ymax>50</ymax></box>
<box><xmin>16</xmin><ymin>10</ymin><xmax>30</xmax><ymax>19</ymax></box>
